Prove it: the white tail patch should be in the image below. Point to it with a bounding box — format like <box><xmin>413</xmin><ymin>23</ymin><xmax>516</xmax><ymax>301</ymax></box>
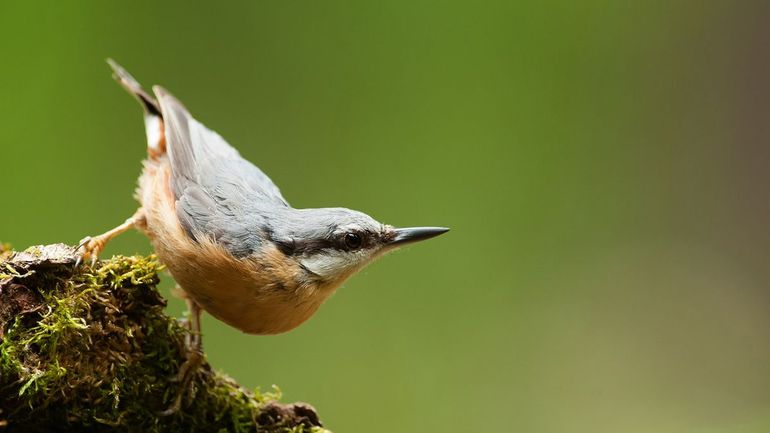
<box><xmin>144</xmin><ymin>114</ymin><xmax>163</xmax><ymax>151</ymax></box>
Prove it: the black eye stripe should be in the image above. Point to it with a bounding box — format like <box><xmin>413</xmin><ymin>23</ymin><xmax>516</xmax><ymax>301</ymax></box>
<box><xmin>273</xmin><ymin>238</ymin><xmax>297</xmax><ymax>256</ymax></box>
<box><xmin>271</xmin><ymin>230</ymin><xmax>376</xmax><ymax>256</ymax></box>
<box><xmin>281</xmin><ymin>238</ymin><xmax>336</xmax><ymax>256</ymax></box>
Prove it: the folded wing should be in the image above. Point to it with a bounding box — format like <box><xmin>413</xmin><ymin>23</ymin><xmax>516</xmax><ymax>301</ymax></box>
<box><xmin>153</xmin><ymin>86</ymin><xmax>289</xmax><ymax>257</ymax></box>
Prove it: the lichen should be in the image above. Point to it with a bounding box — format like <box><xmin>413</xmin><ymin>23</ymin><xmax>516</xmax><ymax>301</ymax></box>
<box><xmin>0</xmin><ymin>243</ymin><xmax>329</xmax><ymax>433</ymax></box>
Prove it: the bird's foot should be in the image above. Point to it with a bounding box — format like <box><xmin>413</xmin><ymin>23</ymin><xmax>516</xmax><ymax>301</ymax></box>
<box><xmin>160</xmin><ymin>301</ymin><xmax>205</xmax><ymax>416</ymax></box>
<box><xmin>172</xmin><ymin>346</ymin><xmax>205</xmax><ymax>383</ymax></box>
<box><xmin>74</xmin><ymin>210</ymin><xmax>144</xmax><ymax>267</ymax></box>
<box><xmin>75</xmin><ymin>235</ymin><xmax>107</xmax><ymax>267</ymax></box>
<box><xmin>159</xmin><ymin>347</ymin><xmax>205</xmax><ymax>416</ymax></box>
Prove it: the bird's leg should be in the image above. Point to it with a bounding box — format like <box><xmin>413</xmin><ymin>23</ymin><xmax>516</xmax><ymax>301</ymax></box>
<box><xmin>76</xmin><ymin>208</ymin><xmax>146</xmax><ymax>266</ymax></box>
<box><xmin>160</xmin><ymin>296</ymin><xmax>205</xmax><ymax>416</ymax></box>
<box><xmin>177</xmin><ymin>297</ymin><xmax>204</xmax><ymax>380</ymax></box>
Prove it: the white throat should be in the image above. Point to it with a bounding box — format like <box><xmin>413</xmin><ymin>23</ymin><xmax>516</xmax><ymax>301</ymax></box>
<box><xmin>300</xmin><ymin>250</ymin><xmax>370</xmax><ymax>281</ymax></box>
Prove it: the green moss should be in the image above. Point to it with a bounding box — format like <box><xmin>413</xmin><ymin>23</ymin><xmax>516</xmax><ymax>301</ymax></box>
<box><xmin>0</xmin><ymin>244</ymin><xmax>329</xmax><ymax>433</ymax></box>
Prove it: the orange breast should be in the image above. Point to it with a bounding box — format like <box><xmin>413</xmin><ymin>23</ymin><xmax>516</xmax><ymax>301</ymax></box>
<box><xmin>135</xmin><ymin>159</ymin><xmax>331</xmax><ymax>334</ymax></box>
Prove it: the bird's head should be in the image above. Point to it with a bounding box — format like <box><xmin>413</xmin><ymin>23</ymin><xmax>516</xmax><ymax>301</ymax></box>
<box><xmin>271</xmin><ymin>208</ymin><xmax>448</xmax><ymax>288</ymax></box>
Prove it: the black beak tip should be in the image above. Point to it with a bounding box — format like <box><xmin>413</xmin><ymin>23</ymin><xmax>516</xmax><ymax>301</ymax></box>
<box><xmin>432</xmin><ymin>227</ymin><xmax>450</xmax><ymax>236</ymax></box>
<box><xmin>390</xmin><ymin>226</ymin><xmax>450</xmax><ymax>245</ymax></box>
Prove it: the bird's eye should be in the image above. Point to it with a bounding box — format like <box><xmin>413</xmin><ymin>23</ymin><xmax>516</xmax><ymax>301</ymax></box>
<box><xmin>344</xmin><ymin>232</ymin><xmax>363</xmax><ymax>250</ymax></box>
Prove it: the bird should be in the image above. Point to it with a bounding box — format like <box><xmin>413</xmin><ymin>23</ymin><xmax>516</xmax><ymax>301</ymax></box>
<box><xmin>76</xmin><ymin>60</ymin><xmax>448</xmax><ymax>410</ymax></box>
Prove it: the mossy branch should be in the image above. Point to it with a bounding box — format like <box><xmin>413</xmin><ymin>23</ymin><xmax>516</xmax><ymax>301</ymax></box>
<box><xmin>0</xmin><ymin>243</ymin><xmax>329</xmax><ymax>433</ymax></box>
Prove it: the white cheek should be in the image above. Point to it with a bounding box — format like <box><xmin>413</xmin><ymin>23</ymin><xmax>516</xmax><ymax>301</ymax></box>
<box><xmin>300</xmin><ymin>252</ymin><xmax>366</xmax><ymax>280</ymax></box>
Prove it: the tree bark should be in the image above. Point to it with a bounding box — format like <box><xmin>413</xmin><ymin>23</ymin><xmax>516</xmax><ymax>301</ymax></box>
<box><xmin>0</xmin><ymin>243</ymin><xmax>328</xmax><ymax>433</ymax></box>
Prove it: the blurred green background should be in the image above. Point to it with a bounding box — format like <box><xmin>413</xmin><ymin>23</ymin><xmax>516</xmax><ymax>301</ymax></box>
<box><xmin>2</xmin><ymin>1</ymin><xmax>770</xmax><ymax>432</ymax></box>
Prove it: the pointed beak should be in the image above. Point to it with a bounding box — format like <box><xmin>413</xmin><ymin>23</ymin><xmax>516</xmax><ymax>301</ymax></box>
<box><xmin>387</xmin><ymin>227</ymin><xmax>449</xmax><ymax>247</ymax></box>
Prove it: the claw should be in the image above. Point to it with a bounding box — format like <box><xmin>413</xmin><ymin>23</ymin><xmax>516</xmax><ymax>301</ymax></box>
<box><xmin>76</xmin><ymin>236</ymin><xmax>91</xmax><ymax>250</ymax></box>
<box><xmin>75</xmin><ymin>235</ymin><xmax>105</xmax><ymax>267</ymax></box>
<box><xmin>74</xmin><ymin>237</ymin><xmax>88</xmax><ymax>267</ymax></box>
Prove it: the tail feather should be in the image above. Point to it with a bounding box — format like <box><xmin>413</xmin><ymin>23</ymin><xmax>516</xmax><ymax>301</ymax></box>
<box><xmin>107</xmin><ymin>58</ymin><xmax>161</xmax><ymax>116</ymax></box>
<box><xmin>108</xmin><ymin>59</ymin><xmax>166</xmax><ymax>158</ymax></box>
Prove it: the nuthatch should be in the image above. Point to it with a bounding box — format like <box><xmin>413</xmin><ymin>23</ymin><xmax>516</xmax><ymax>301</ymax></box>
<box><xmin>77</xmin><ymin>60</ymin><xmax>448</xmax><ymax>368</ymax></box>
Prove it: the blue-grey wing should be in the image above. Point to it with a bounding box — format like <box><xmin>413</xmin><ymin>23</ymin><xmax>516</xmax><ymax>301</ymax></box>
<box><xmin>153</xmin><ymin>86</ymin><xmax>288</xmax><ymax>256</ymax></box>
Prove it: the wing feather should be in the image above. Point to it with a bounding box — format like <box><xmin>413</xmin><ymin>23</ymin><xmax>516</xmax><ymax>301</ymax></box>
<box><xmin>153</xmin><ymin>86</ymin><xmax>288</xmax><ymax>256</ymax></box>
